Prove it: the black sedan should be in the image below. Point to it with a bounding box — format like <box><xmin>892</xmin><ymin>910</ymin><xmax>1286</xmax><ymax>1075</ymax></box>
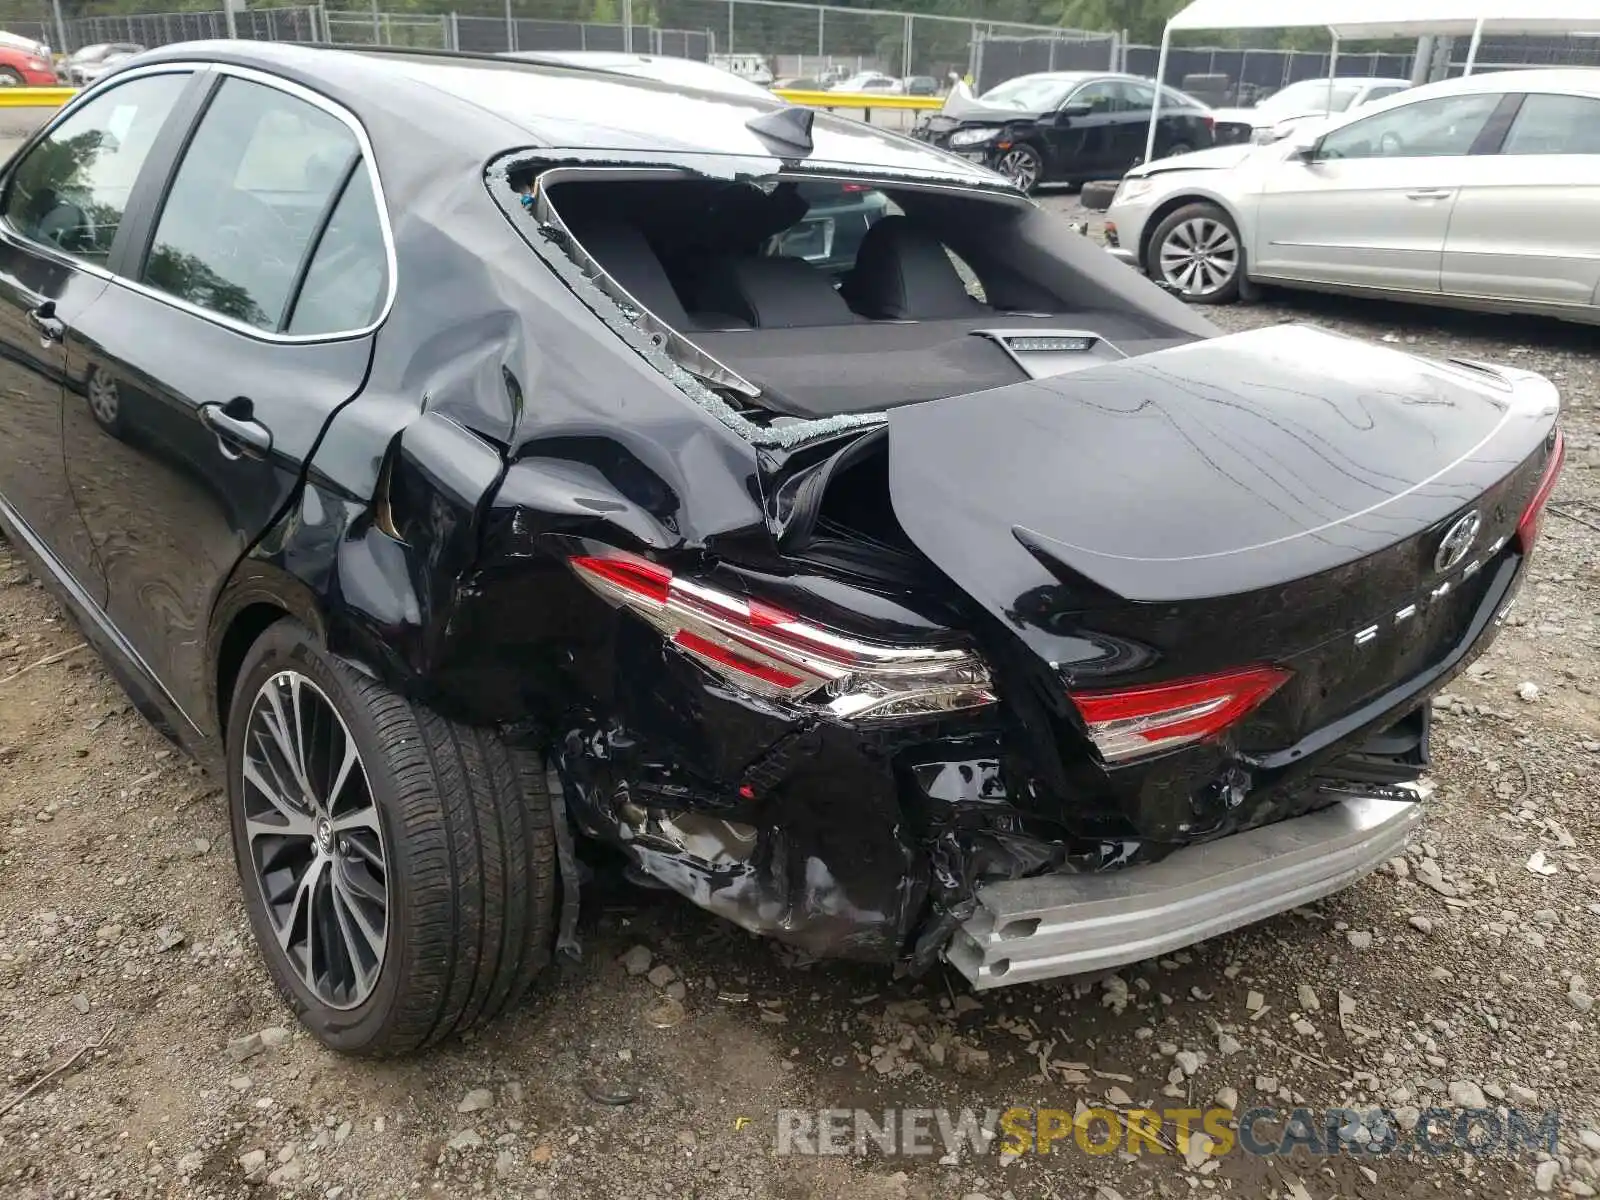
<box><xmin>0</xmin><ymin>43</ymin><xmax>1563</xmax><ymax>1054</ymax></box>
<box><xmin>916</xmin><ymin>71</ymin><xmax>1216</xmax><ymax>191</ymax></box>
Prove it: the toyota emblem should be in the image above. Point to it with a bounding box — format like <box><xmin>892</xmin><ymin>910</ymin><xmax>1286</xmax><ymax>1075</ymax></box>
<box><xmin>1435</xmin><ymin>511</ymin><xmax>1482</xmax><ymax>574</ymax></box>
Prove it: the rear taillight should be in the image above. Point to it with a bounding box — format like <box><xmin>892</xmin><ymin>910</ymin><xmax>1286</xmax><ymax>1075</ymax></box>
<box><xmin>569</xmin><ymin>550</ymin><xmax>994</xmax><ymax>721</ymax></box>
<box><xmin>1068</xmin><ymin>666</ymin><xmax>1289</xmax><ymax>764</ymax></box>
<box><xmin>1515</xmin><ymin>429</ymin><xmax>1565</xmax><ymax>553</ymax></box>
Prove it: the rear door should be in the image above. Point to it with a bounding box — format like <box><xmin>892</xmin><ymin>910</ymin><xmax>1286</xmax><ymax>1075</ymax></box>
<box><xmin>64</xmin><ymin>69</ymin><xmax>390</xmax><ymax>728</ymax></box>
<box><xmin>1252</xmin><ymin>91</ymin><xmax>1504</xmax><ymax>292</ymax></box>
<box><xmin>1442</xmin><ymin>91</ymin><xmax>1600</xmax><ymax>309</ymax></box>
<box><xmin>0</xmin><ymin>70</ymin><xmax>199</xmax><ymax>605</ymax></box>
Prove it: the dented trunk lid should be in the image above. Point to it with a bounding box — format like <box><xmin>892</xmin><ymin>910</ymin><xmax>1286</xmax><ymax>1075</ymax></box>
<box><xmin>886</xmin><ymin>325</ymin><xmax>1559</xmax><ymax>729</ymax></box>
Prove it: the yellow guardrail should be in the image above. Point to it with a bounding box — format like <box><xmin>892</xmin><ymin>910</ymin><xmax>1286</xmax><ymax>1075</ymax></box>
<box><xmin>0</xmin><ymin>87</ymin><xmax>76</xmax><ymax>108</ymax></box>
<box><xmin>772</xmin><ymin>89</ymin><xmax>944</xmax><ymax>111</ymax></box>
<box><xmin>0</xmin><ymin>85</ymin><xmax>942</xmax><ymax>114</ymax></box>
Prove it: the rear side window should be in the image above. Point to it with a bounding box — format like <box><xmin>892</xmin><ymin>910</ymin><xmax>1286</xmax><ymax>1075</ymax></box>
<box><xmin>1120</xmin><ymin>82</ymin><xmax>1156</xmax><ymax>110</ymax></box>
<box><xmin>2</xmin><ymin>73</ymin><xmax>188</xmax><ymax>266</ymax></box>
<box><xmin>286</xmin><ymin>168</ymin><xmax>389</xmax><ymax>335</ymax></box>
<box><xmin>142</xmin><ymin>77</ymin><xmax>366</xmax><ymax>332</ymax></box>
<box><xmin>1501</xmin><ymin>93</ymin><xmax>1600</xmax><ymax>155</ymax></box>
<box><xmin>1318</xmin><ymin>93</ymin><xmax>1500</xmax><ymax>160</ymax></box>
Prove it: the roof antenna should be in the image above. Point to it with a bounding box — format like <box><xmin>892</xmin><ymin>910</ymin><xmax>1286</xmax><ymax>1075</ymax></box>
<box><xmin>745</xmin><ymin>107</ymin><xmax>814</xmax><ymax>159</ymax></box>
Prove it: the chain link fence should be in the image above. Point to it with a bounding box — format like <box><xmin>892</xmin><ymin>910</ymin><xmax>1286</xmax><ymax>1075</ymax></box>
<box><xmin>5</xmin><ymin>0</ymin><xmax>1110</xmax><ymax>87</ymax></box>
<box><xmin>1119</xmin><ymin>35</ymin><xmax>1600</xmax><ymax>103</ymax></box>
<box><xmin>59</xmin><ymin>6</ymin><xmax>322</xmax><ymax>48</ymax></box>
<box><xmin>8</xmin><ymin>2</ymin><xmax>1600</xmax><ymax>95</ymax></box>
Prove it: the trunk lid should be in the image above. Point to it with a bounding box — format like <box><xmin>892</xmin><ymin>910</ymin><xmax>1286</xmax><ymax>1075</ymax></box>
<box><xmin>886</xmin><ymin>325</ymin><xmax>1559</xmax><ymax>726</ymax></box>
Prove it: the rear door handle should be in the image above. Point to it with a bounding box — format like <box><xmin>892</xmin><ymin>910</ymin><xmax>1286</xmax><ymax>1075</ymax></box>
<box><xmin>26</xmin><ymin>302</ymin><xmax>65</xmax><ymax>342</ymax></box>
<box><xmin>199</xmin><ymin>397</ymin><xmax>273</xmax><ymax>461</ymax></box>
<box><xmin>1405</xmin><ymin>188</ymin><xmax>1453</xmax><ymax>200</ymax></box>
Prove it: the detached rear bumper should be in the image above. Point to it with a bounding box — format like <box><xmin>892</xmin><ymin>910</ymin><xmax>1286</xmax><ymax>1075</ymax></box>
<box><xmin>944</xmin><ymin>793</ymin><xmax>1421</xmax><ymax>988</ymax></box>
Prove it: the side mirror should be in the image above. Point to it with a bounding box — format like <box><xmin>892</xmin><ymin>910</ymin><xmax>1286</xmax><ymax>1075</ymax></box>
<box><xmin>1292</xmin><ymin>138</ymin><xmax>1322</xmax><ymax>163</ymax></box>
<box><xmin>1058</xmin><ymin>103</ymin><xmax>1093</xmax><ymax>121</ymax></box>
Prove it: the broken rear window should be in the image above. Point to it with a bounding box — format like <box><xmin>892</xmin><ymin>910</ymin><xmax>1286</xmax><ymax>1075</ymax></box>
<box><xmin>492</xmin><ymin>160</ymin><xmax>1198</xmax><ymax>439</ymax></box>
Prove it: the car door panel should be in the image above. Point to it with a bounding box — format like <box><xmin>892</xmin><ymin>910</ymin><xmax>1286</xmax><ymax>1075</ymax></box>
<box><xmin>1252</xmin><ymin>92</ymin><xmax>1504</xmax><ymax>294</ymax></box>
<box><xmin>0</xmin><ymin>237</ymin><xmax>108</xmax><ymax>600</ymax></box>
<box><xmin>65</xmin><ymin>288</ymin><xmax>372</xmax><ymax>724</ymax></box>
<box><xmin>1442</xmin><ymin>94</ymin><xmax>1600</xmax><ymax>308</ymax></box>
<box><xmin>1253</xmin><ymin>158</ymin><xmax>1463</xmax><ymax>291</ymax></box>
<box><xmin>62</xmin><ymin>71</ymin><xmax>388</xmax><ymax>729</ymax></box>
<box><xmin>1050</xmin><ymin>81</ymin><xmax>1120</xmax><ymax>180</ymax></box>
<box><xmin>0</xmin><ymin>69</ymin><xmax>202</xmax><ymax>606</ymax></box>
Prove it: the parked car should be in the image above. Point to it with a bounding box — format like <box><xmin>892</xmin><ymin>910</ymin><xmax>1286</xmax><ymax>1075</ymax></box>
<box><xmin>915</xmin><ymin>72</ymin><xmax>1215</xmax><ymax>192</ymax></box>
<box><xmin>1105</xmin><ymin>68</ymin><xmax>1600</xmax><ymax>318</ymax></box>
<box><xmin>60</xmin><ymin>42</ymin><xmax>146</xmax><ymax>87</ymax></box>
<box><xmin>0</xmin><ymin>38</ymin><xmax>56</xmax><ymax>85</ymax></box>
<box><xmin>1210</xmin><ymin>76</ymin><xmax>1412</xmax><ymax>145</ymax></box>
<box><xmin>707</xmin><ymin>52</ymin><xmax>772</xmax><ymax>86</ymax></box>
<box><xmin>903</xmin><ymin>74</ymin><xmax>941</xmax><ymax>97</ymax></box>
<box><xmin>0</xmin><ymin>43</ymin><xmax>1563</xmax><ymax>1053</ymax></box>
<box><xmin>828</xmin><ymin>71</ymin><xmax>903</xmax><ymax>94</ymax></box>
<box><xmin>0</xmin><ymin>30</ymin><xmax>51</xmax><ymax>58</ymax></box>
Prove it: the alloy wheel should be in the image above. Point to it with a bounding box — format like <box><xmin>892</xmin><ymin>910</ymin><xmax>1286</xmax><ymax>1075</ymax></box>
<box><xmin>87</xmin><ymin>371</ymin><xmax>119</xmax><ymax>427</ymax></box>
<box><xmin>996</xmin><ymin>147</ymin><xmax>1040</xmax><ymax>192</ymax></box>
<box><xmin>240</xmin><ymin>670</ymin><xmax>388</xmax><ymax>1010</ymax></box>
<box><xmin>1158</xmin><ymin>217</ymin><xmax>1239</xmax><ymax>297</ymax></box>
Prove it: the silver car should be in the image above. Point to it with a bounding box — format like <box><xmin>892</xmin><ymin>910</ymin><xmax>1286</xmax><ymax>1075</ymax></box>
<box><xmin>1209</xmin><ymin>76</ymin><xmax>1412</xmax><ymax>145</ymax></box>
<box><xmin>1104</xmin><ymin>69</ymin><xmax>1600</xmax><ymax>324</ymax></box>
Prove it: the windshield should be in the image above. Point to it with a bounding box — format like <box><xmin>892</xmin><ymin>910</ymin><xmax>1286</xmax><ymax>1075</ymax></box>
<box><xmin>978</xmin><ymin>74</ymin><xmax>1085</xmax><ymax>111</ymax></box>
<box><xmin>1257</xmin><ymin>80</ymin><xmax>1365</xmax><ymax>116</ymax></box>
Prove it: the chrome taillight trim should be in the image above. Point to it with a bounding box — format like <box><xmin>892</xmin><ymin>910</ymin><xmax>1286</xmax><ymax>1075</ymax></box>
<box><xmin>570</xmin><ymin>552</ymin><xmax>996</xmax><ymax>720</ymax></box>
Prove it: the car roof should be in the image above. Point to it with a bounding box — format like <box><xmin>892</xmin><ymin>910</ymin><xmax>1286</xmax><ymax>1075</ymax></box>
<box><xmin>501</xmin><ymin>50</ymin><xmax>772</xmax><ymax>99</ymax></box>
<box><xmin>129</xmin><ymin>42</ymin><xmax>1007</xmax><ymax>189</ymax></box>
<box><xmin>1352</xmin><ymin>67</ymin><xmax>1600</xmax><ymax>107</ymax></box>
<box><xmin>987</xmin><ymin>72</ymin><xmax>1096</xmax><ymax>86</ymax></box>
<box><xmin>986</xmin><ymin>71</ymin><xmax>1196</xmax><ymax>91</ymax></box>
<box><xmin>1281</xmin><ymin>76</ymin><xmax>1412</xmax><ymax>87</ymax></box>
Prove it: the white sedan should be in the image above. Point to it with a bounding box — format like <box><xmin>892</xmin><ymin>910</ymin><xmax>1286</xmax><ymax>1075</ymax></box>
<box><xmin>1209</xmin><ymin>76</ymin><xmax>1412</xmax><ymax>145</ymax></box>
<box><xmin>1104</xmin><ymin>69</ymin><xmax>1600</xmax><ymax>323</ymax></box>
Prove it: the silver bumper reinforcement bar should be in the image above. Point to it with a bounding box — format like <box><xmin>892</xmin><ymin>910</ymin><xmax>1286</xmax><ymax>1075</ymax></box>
<box><xmin>944</xmin><ymin>795</ymin><xmax>1423</xmax><ymax>989</ymax></box>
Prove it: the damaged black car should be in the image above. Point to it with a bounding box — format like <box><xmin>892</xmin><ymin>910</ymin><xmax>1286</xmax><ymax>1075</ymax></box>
<box><xmin>914</xmin><ymin>72</ymin><xmax>1217</xmax><ymax>192</ymax></box>
<box><xmin>0</xmin><ymin>43</ymin><xmax>1564</xmax><ymax>1055</ymax></box>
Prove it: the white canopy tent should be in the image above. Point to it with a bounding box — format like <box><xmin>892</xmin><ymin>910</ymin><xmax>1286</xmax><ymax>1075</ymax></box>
<box><xmin>1144</xmin><ymin>0</ymin><xmax>1600</xmax><ymax>161</ymax></box>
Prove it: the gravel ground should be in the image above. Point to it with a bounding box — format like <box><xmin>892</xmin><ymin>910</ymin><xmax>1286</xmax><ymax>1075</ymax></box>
<box><xmin>1</xmin><ymin>195</ymin><xmax>1598</xmax><ymax>1200</ymax></box>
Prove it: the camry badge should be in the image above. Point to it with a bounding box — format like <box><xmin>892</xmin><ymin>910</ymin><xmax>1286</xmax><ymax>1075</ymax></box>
<box><xmin>1435</xmin><ymin>511</ymin><xmax>1482</xmax><ymax>574</ymax></box>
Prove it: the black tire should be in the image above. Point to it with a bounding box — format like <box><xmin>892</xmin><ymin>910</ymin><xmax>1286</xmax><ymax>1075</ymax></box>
<box><xmin>994</xmin><ymin>142</ymin><xmax>1043</xmax><ymax>194</ymax></box>
<box><xmin>1144</xmin><ymin>201</ymin><xmax>1243</xmax><ymax>305</ymax></box>
<box><xmin>1079</xmin><ymin>179</ymin><xmax>1120</xmax><ymax>212</ymax></box>
<box><xmin>225</xmin><ymin>619</ymin><xmax>556</xmax><ymax>1056</ymax></box>
<box><xmin>1162</xmin><ymin>141</ymin><xmax>1194</xmax><ymax>159</ymax></box>
<box><xmin>0</xmin><ymin>68</ymin><xmax>22</xmax><ymax>87</ymax></box>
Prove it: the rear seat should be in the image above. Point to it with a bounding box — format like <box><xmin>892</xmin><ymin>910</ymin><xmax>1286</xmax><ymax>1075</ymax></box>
<box><xmin>689</xmin><ymin>255</ymin><xmax>859</xmax><ymax>328</ymax></box>
<box><xmin>570</xmin><ymin>218</ymin><xmax>748</xmax><ymax>330</ymax></box>
<box><xmin>841</xmin><ymin>216</ymin><xmax>986</xmax><ymax>321</ymax></box>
